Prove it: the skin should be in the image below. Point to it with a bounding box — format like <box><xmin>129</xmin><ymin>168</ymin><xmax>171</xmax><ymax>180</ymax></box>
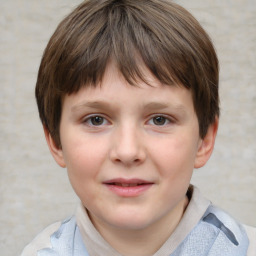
<box><xmin>45</xmin><ymin>62</ymin><xmax>218</xmax><ymax>255</ymax></box>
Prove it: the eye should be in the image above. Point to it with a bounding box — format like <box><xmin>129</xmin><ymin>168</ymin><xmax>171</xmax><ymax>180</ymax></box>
<box><xmin>84</xmin><ymin>115</ymin><xmax>108</xmax><ymax>126</ymax></box>
<box><xmin>148</xmin><ymin>115</ymin><xmax>172</xmax><ymax>126</ymax></box>
<box><xmin>152</xmin><ymin>116</ymin><xmax>167</xmax><ymax>125</ymax></box>
<box><xmin>90</xmin><ymin>116</ymin><xmax>104</xmax><ymax>125</ymax></box>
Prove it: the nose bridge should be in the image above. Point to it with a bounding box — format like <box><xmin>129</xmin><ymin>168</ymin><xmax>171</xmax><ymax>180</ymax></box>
<box><xmin>110</xmin><ymin>121</ymin><xmax>145</xmax><ymax>165</ymax></box>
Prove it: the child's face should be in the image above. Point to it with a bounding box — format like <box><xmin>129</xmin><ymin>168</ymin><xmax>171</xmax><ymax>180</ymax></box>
<box><xmin>48</xmin><ymin>62</ymin><xmax>215</xmax><ymax>234</ymax></box>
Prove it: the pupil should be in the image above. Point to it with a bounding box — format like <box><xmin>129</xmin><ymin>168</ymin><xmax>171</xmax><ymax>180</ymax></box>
<box><xmin>92</xmin><ymin>116</ymin><xmax>103</xmax><ymax>125</ymax></box>
<box><xmin>153</xmin><ymin>116</ymin><xmax>165</xmax><ymax>125</ymax></box>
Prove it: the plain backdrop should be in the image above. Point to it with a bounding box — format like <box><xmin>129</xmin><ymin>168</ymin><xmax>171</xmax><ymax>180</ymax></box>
<box><xmin>0</xmin><ymin>1</ymin><xmax>255</xmax><ymax>255</ymax></box>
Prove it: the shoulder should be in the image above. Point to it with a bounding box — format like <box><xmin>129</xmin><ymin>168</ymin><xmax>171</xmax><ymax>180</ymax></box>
<box><xmin>21</xmin><ymin>221</ymin><xmax>61</xmax><ymax>256</ymax></box>
<box><xmin>203</xmin><ymin>205</ymin><xmax>246</xmax><ymax>241</ymax></box>
<box><xmin>243</xmin><ymin>225</ymin><xmax>256</xmax><ymax>256</ymax></box>
<box><xmin>182</xmin><ymin>187</ymin><xmax>254</xmax><ymax>255</ymax></box>
<box><xmin>200</xmin><ymin>205</ymin><xmax>249</xmax><ymax>255</ymax></box>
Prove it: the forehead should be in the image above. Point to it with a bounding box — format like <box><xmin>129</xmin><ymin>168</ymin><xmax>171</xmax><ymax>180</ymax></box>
<box><xmin>62</xmin><ymin>62</ymin><xmax>195</xmax><ymax>116</ymax></box>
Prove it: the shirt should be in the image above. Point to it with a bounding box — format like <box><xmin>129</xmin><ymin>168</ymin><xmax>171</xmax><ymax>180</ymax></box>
<box><xmin>21</xmin><ymin>186</ymin><xmax>256</xmax><ymax>256</ymax></box>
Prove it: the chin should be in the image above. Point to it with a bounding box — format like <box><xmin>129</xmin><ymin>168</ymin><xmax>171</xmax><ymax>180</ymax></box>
<box><xmin>107</xmin><ymin>211</ymin><xmax>157</xmax><ymax>231</ymax></box>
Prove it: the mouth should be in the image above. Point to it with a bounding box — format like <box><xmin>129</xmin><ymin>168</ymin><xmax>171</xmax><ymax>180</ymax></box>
<box><xmin>103</xmin><ymin>179</ymin><xmax>154</xmax><ymax>197</ymax></box>
<box><xmin>106</xmin><ymin>182</ymin><xmax>150</xmax><ymax>187</ymax></box>
<box><xmin>104</xmin><ymin>178</ymin><xmax>153</xmax><ymax>186</ymax></box>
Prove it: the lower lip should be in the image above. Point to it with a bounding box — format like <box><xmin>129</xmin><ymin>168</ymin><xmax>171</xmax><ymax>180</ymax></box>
<box><xmin>105</xmin><ymin>184</ymin><xmax>153</xmax><ymax>197</ymax></box>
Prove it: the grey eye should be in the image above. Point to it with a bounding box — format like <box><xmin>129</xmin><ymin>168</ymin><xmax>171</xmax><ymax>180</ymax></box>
<box><xmin>90</xmin><ymin>116</ymin><xmax>104</xmax><ymax>125</ymax></box>
<box><xmin>153</xmin><ymin>116</ymin><xmax>167</xmax><ymax>125</ymax></box>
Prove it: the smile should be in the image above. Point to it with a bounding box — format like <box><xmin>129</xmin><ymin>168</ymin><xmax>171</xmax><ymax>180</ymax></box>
<box><xmin>108</xmin><ymin>182</ymin><xmax>147</xmax><ymax>187</ymax></box>
<box><xmin>103</xmin><ymin>178</ymin><xmax>154</xmax><ymax>197</ymax></box>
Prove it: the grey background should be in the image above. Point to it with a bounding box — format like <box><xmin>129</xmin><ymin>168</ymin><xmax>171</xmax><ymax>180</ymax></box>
<box><xmin>0</xmin><ymin>1</ymin><xmax>255</xmax><ymax>255</ymax></box>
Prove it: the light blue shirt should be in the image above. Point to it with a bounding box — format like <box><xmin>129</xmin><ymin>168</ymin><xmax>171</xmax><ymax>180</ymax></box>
<box><xmin>38</xmin><ymin>204</ymin><xmax>249</xmax><ymax>256</ymax></box>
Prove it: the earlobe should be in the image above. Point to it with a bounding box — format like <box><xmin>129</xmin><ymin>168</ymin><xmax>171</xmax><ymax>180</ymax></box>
<box><xmin>43</xmin><ymin>126</ymin><xmax>66</xmax><ymax>168</ymax></box>
<box><xmin>194</xmin><ymin>118</ymin><xmax>219</xmax><ymax>169</ymax></box>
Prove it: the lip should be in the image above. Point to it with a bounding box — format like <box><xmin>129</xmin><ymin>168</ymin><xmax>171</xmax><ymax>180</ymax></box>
<box><xmin>103</xmin><ymin>178</ymin><xmax>154</xmax><ymax>197</ymax></box>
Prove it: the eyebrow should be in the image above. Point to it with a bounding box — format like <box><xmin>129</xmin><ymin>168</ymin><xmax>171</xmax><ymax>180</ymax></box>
<box><xmin>144</xmin><ymin>102</ymin><xmax>187</xmax><ymax>114</ymax></box>
<box><xmin>144</xmin><ymin>102</ymin><xmax>170</xmax><ymax>110</ymax></box>
<box><xmin>71</xmin><ymin>101</ymin><xmax>112</xmax><ymax>112</ymax></box>
<box><xmin>72</xmin><ymin>100</ymin><xmax>187</xmax><ymax>115</ymax></box>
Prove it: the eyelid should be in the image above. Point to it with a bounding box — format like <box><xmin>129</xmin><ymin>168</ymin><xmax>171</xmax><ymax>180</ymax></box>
<box><xmin>146</xmin><ymin>114</ymin><xmax>176</xmax><ymax>125</ymax></box>
<box><xmin>82</xmin><ymin>114</ymin><xmax>111</xmax><ymax>126</ymax></box>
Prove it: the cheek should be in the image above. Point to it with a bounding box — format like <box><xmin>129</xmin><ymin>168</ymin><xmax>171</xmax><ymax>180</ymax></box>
<box><xmin>62</xmin><ymin>137</ymin><xmax>109</xmax><ymax>205</ymax></box>
<box><xmin>149</xmin><ymin>135</ymin><xmax>198</xmax><ymax>179</ymax></box>
<box><xmin>62</xmin><ymin>135</ymin><xmax>109</xmax><ymax>183</ymax></box>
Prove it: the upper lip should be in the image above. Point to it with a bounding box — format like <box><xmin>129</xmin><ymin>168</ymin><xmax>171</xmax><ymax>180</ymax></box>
<box><xmin>103</xmin><ymin>178</ymin><xmax>154</xmax><ymax>186</ymax></box>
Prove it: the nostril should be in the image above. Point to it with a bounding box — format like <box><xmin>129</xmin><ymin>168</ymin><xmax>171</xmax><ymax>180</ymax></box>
<box><xmin>111</xmin><ymin>155</ymin><xmax>144</xmax><ymax>166</ymax></box>
<box><xmin>109</xmin><ymin>136</ymin><xmax>146</xmax><ymax>165</ymax></box>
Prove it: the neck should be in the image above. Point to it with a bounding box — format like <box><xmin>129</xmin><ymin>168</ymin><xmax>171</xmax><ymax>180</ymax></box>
<box><xmin>89</xmin><ymin>196</ymin><xmax>188</xmax><ymax>256</ymax></box>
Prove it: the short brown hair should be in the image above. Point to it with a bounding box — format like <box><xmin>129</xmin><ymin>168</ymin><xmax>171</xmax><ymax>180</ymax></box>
<box><xmin>36</xmin><ymin>0</ymin><xmax>219</xmax><ymax>147</ymax></box>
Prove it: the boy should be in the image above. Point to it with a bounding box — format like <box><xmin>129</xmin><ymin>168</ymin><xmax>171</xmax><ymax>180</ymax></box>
<box><xmin>22</xmin><ymin>0</ymin><xmax>255</xmax><ymax>255</ymax></box>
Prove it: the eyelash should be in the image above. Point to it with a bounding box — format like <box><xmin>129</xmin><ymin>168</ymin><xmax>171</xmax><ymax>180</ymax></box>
<box><xmin>83</xmin><ymin>115</ymin><xmax>110</xmax><ymax>127</ymax></box>
<box><xmin>82</xmin><ymin>114</ymin><xmax>174</xmax><ymax>127</ymax></box>
<box><xmin>147</xmin><ymin>115</ymin><xmax>174</xmax><ymax>126</ymax></box>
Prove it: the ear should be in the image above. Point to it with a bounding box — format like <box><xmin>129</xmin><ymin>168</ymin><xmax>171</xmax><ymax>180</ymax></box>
<box><xmin>194</xmin><ymin>118</ymin><xmax>219</xmax><ymax>168</ymax></box>
<box><xmin>43</xmin><ymin>126</ymin><xmax>66</xmax><ymax>168</ymax></box>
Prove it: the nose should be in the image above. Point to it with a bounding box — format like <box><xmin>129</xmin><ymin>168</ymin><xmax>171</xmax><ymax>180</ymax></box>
<box><xmin>110</xmin><ymin>124</ymin><xmax>146</xmax><ymax>166</ymax></box>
